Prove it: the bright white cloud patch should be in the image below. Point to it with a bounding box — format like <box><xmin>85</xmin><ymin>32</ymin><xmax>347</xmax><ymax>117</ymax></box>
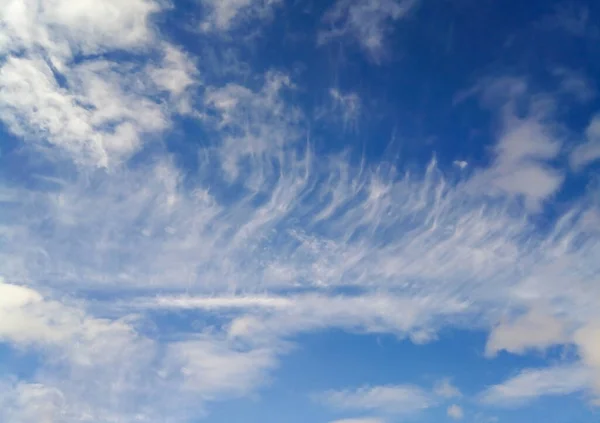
<box><xmin>485</xmin><ymin>308</ymin><xmax>567</xmax><ymax>357</ymax></box>
<box><xmin>0</xmin><ymin>0</ymin><xmax>197</xmax><ymax>167</ymax></box>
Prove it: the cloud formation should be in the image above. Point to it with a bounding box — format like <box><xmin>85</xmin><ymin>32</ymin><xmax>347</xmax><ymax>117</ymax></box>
<box><xmin>321</xmin><ymin>384</ymin><xmax>434</xmax><ymax>414</ymax></box>
<box><xmin>319</xmin><ymin>0</ymin><xmax>419</xmax><ymax>60</ymax></box>
<box><xmin>0</xmin><ymin>0</ymin><xmax>599</xmax><ymax>421</ymax></box>
<box><xmin>480</xmin><ymin>365</ymin><xmax>591</xmax><ymax>406</ymax></box>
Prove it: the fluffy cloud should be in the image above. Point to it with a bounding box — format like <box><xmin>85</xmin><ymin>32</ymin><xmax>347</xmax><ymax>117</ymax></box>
<box><xmin>434</xmin><ymin>379</ymin><xmax>462</xmax><ymax>399</ymax></box>
<box><xmin>485</xmin><ymin>308</ymin><xmax>567</xmax><ymax>357</ymax></box>
<box><xmin>0</xmin><ymin>0</ymin><xmax>198</xmax><ymax>167</ymax></box>
<box><xmin>0</xmin><ymin>0</ymin><xmax>159</xmax><ymax>57</ymax></box>
<box><xmin>461</xmin><ymin>76</ymin><xmax>565</xmax><ymax>210</ymax></box>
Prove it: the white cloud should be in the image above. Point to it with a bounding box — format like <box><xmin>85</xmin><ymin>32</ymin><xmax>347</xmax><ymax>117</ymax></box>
<box><xmin>0</xmin><ymin>55</ymin><xmax>168</xmax><ymax>167</ymax></box>
<box><xmin>453</xmin><ymin>160</ymin><xmax>468</xmax><ymax>170</ymax></box>
<box><xmin>148</xmin><ymin>293</ymin><xmax>468</xmax><ymax>346</ymax></box>
<box><xmin>198</xmin><ymin>0</ymin><xmax>281</xmax><ymax>32</ymax></box>
<box><xmin>0</xmin><ymin>280</ymin><xmax>290</xmax><ymax>422</ymax></box>
<box><xmin>447</xmin><ymin>404</ymin><xmax>464</xmax><ymax>420</ymax></box>
<box><xmin>145</xmin><ymin>294</ymin><xmax>293</xmax><ymax>310</ymax></box>
<box><xmin>485</xmin><ymin>308</ymin><xmax>567</xmax><ymax>357</ymax></box>
<box><xmin>434</xmin><ymin>379</ymin><xmax>462</xmax><ymax>399</ymax></box>
<box><xmin>320</xmin><ymin>385</ymin><xmax>434</xmax><ymax>414</ymax></box>
<box><xmin>0</xmin><ymin>383</ymin><xmax>66</xmax><ymax>423</ymax></box>
<box><xmin>0</xmin><ymin>280</ymin><xmax>138</xmax><ymax>353</ymax></box>
<box><xmin>318</xmin><ymin>0</ymin><xmax>419</xmax><ymax>61</ymax></box>
<box><xmin>1</xmin><ymin>64</ymin><xmax>599</xmax><ymax>419</ymax></box>
<box><xmin>0</xmin><ymin>0</ymin><xmax>159</xmax><ymax>59</ymax></box>
<box><xmin>329</xmin><ymin>88</ymin><xmax>362</xmax><ymax>129</ymax></box>
<box><xmin>574</xmin><ymin>323</ymin><xmax>600</xmax><ymax>395</ymax></box>
<box><xmin>0</xmin><ymin>2</ymin><xmax>600</xmax><ymax>418</ymax></box>
<box><xmin>167</xmin><ymin>336</ymin><xmax>280</xmax><ymax>399</ymax></box>
<box><xmin>203</xmin><ymin>71</ymin><xmax>302</xmax><ymax>183</ymax></box>
<box><xmin>570</xmin><ymin>113</ymin><xmax>600</xmax><ymax>170</ymax></box>
<box><xmin>0</xmin><ymin>0</ymin><xmax>198</xmax><ymax>168</ymax></box>
<box><xmin>480</xmin><ymin>364</ymin><xmax>591</xmax><ymax>406</ymax></box>
<box><xmin>462</xmin><ymin>76</ymin><xmax>565</xmax><ymax>210</ymax></box>
<box><xmin>552</xmin><ymin>67</ymin><xmax>596</xmax><ymax>103</ymax></box>
<box><xmin>0</xmin><ymin>280</ymin><xmax>178</xmax><ymax>421</ymax></box>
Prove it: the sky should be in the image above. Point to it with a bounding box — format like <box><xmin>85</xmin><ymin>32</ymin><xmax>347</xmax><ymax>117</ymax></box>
<box><xmin>0</xmin><ymin>0</ymin><xmax>599</xmax><ymax>422</ymax></box>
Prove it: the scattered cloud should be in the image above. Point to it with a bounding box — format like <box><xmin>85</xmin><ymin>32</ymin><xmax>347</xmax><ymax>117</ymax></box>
<box><xmin>198</xmin><ymin>0</ymin><xmax>282</xmax><ymax>32</ymax></box>
<box><xmin>537</xmin><ymin>4</ymin><xmax>599</xmax><ymax>39</ymax></box>
<box><xmin>480</xmin><ymin>364</ymin><xmax>591</xmax><ymax>406</ymax></box>
<box><xmin>570</xmin><ymin>113</ymin><xmax>600</xmax><ymax>170</ymax></box>
<box><xmin>329</xmin><ymin>88</ymin><xmax>362</xmax><ymax>129</ymax></box>
<box><xmin>0</xmin><ymin>0</ymin><xmax>198</xmax><ymax>168</ymax></box>
<box><xmin>552</xmin><ymin>67</ymin><xmax>596</xmax><ymax>103</ymax></box>
<box><xmin>574</xmin><ymin>323</ymin><xmax>600</xmax><ymax>396</ymax></box>
<box><xmin>318</xmin><ymin>0</ymin><xmax>419</xmax><ymax>60</ymax></box>
<box><xmin>447</xmin><ymin>404</ymin><xmax>464</xmax><ymax>420</ymax></box>
<box><xmin>434</xmin><ymin>379</ymin><xmax>462</xmax><ymax>399</ymax></box>
<box><xmin>460</xmin><ymin>76</ymin><xmax>565</xmax><ymax>210</ymax></box>
<box><xmin>485</xmin><ymin>308</ymin><xmax>567</xmax><ymax>357</ymax></box>
<box><xmin>320</xmin><ymin>384</ymin><xmax>434</xmax><ymax>414</ymax></box>
<box><xmin>166</xmin><ymin>336</ymin><xmax>280</xmax><ymax>399</ymax></box>
<box><xmin>453</xmin><ymin>160</ymin><xmax>468</xmax><ymax>170</ymax></box>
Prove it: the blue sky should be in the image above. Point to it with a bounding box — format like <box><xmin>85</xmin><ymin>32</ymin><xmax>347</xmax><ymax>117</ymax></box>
<box><xmin>0</xmin><ymin>0</ymin><xmax>600</xmax><ymax>422</ymax></box>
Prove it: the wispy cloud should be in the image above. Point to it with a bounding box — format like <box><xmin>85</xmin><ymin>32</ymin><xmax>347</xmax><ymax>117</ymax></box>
<box><xmin>537</xmin><ymin>3</ymin><xmax>599</xmax><ymax>39</ymax></box>
<box><xmin>198</xmin><ymin>0</ymin><xmax>282</xmax><ymax>32</ymax></box>
<box><xmin>1</xmin><ymin>0</ymin><xmax>600</xmax><ymax>420</ymax></box>
<box><xmin>552</xmin><ymin>67</ymin><xmax>596</xmax><ymax>103</ymax></box>
<box><xmin>479</xmin><ymin>365</ymin><xmax>591</xmax><ymax>406</ymax></box>
<box><xmin>318</xmin><ymin>0</ymin><xmax>419</xmax><ymax>61</ymax></box>
<box><xmin>320</xmin><ymin>384</ymin><xmax>434</xmax><ymax>414</ymax></box>
<box><xmin>570</xmin><ymin>113</ymin><xmax>600</xmax><ymax>170</ymax></box>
